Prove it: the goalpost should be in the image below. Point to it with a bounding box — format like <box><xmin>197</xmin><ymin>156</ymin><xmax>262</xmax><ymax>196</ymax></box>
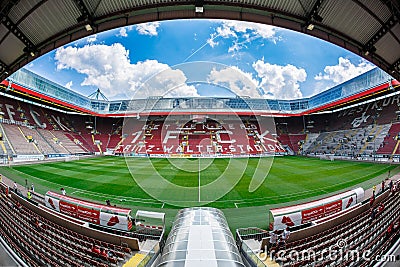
<box><xmin>319</xmin><ymin>154</ymin><xmax>334</xmax><ymax>161</ymax></box>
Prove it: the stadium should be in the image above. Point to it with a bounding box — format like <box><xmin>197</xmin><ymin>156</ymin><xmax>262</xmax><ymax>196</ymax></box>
<box><xmin>0</xmin><ymin>1</ymin><xmax>400</xmax><ymax>267</ymax></box>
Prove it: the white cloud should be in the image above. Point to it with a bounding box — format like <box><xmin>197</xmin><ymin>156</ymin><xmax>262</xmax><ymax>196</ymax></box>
<box><xmin>135</xmin><ymin>22</ymin><xmax>160</xmax><ymax>36</ymax></box>
<box><xmin>65</xmin><ymin>81</ymin><xmax>73</xmax><ymax>89</ymax></box>
<box><xmin>253</xmin><ymin>59</ymin><xmax>307</xmax><ymax>100</ymax></box>
<box><xmin>116</xmin><ymin>26</ymin><xmax>133</xmax><ymax>38</ymax></box>
<box><xmin>221</xmin><ymin>21</ymin><xmax>277</xmax><ymax>40</ymax></box>
<box><xmin>207</xmin><ymin>66</ymin><xmax>262</xmax><ymax>98</ymax></box>
<box><xmin>215</xmin><ymin>22</ymin><xmax>238</xmax><ymax>39</ymax></box>
<box><xmin>54</xmin><ymin>43</ymin><xmax>198</xmax><ymax>99</ymax></box>
<box><xmin>315</xmin><ymin>57</ymin><xmax>374</xmax><ymax>84</ymax></box>
<box><xmin>133</xmin><ymin>67</ymin><xmax>199</xmax><ymax>99</ymax></box>
<box><xmin>207</xmin><ymin>20</ymin><xmax>279</xmax><ymax>52</ymax></box>
<box><xmin>207</xmin><ymin>37</ymin><xmax>218</xmax><ymax>48</ymax></box>
<box><xmin>86</xmin><ymin>34</ymin><xmax>97</xmax><ymax>43</ymax></box>
<box><xmin>206</xmin><ymin>60</ymin><xmax>307</xmax><ymax>100</ymax></box>
<box><xmin>119</xmin><ymin>28</ymin><xmax>128</xmax><ymax>37</ymax></box>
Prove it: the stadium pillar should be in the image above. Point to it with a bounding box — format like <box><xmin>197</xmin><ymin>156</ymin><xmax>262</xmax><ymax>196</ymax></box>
<box><xmin>373</xmin><ymin>142</ymin><xmax>376</xmax><ymax>161</ymax></box>
<box><xmin>94</xmin><ymin>115</ymin><xmax>97</xmax><ymax>134</ymax></box>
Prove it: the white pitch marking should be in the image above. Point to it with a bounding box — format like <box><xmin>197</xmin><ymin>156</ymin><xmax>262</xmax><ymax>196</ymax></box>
<box><xmin>198</xmin><ymin>158</ymin><xmax>201</xmax><ymax>202</ymax></box>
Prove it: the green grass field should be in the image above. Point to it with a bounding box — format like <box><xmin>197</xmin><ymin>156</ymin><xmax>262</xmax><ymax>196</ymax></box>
<box><xmin>0</xmin><ymin>156</ymin><xmax>396</xmax><ymax>231</ymax></box>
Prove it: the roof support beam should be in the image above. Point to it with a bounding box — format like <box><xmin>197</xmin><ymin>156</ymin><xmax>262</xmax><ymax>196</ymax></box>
<box><xmin>0</xmin><ymin>58</ymin><xmax>7</xmax><ymax>70</ymax></box>
<box><xmin>1</xmin><ymin>15</ymin><xmax>36</xmax><ymax>51</ymax></box>
<box><xmin>364</xmin><ymin>15</ymin><xmax>398</xmax><ymax>52</ymax></box>
<box><xmin>72</xmin><ymin>0</ymin><xmax>94</xmax><ymax>25</ymax></box>
<box><xmin>385</xmin><ymin>0</ymin><xmax>400</xmax><ymax>21</ymax></box>
<box><xmin>303</xmin><ymin>0</ymin><xmax>324</xmax><ymax>29</ymax></box>
<box><xmin>354</xmin><ymin>0</ymin><xmax>400</xmax><ymax>54</ymax></box>
<box><xmin>0</xmin><ymin>0</ymin><xmax>19</xmax><ymax>18</ymax></box>
<box><xmin>0</xmin><ymin>0</ymin><xmax>47</xmax><ymax>56</ymax></box>
<box><xmin>16</xmin><ymin>0</ymin><xmax>48</xmax><ymax>25</ymax></box>
<box><xmin>353</xmin><ymin>0</ymin><xmax>384</xmax><ymax>23</ymax></box>
<box><xmin>0</xmin><ymin>58</ymin><xmax>9</xmax><ymax>80</ymax></box>
<box><xmin>393</xmin><ymin>58</ymin><xmax>400</xmax><ymax>72</ymax></box>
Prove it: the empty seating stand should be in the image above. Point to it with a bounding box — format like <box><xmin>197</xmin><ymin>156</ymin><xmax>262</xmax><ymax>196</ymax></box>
<box><xmin>0</xmin><ymin>193</ymin><xmax>133</xmax><ymax>267</ymax></box>
<box><xmin>280</xmin><ymin>189</ymin><xmax>400</xmax><ymax>267</ymax></box>
<box><xmin>377</xmin><ymin>122</ymin><xmax>400</xmax><ymax>155</ymax></box>
<box><xmin>117</xmin><ymin>119</ymin><xmax>285</xmax><ymax>156</ymax></box>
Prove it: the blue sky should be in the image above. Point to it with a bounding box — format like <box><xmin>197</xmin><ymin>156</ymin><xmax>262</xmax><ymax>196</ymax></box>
<box><xmin>25</xmin><ymin>19</ymin><xmax>375</xmax><ymax>100</ymax></box>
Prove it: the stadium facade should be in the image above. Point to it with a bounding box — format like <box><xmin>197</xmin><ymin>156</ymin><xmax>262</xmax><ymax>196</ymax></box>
<box><xmin>3</xmin><ymin>67</ymin><xmax>396</xmax><ymax>115</ymax></box>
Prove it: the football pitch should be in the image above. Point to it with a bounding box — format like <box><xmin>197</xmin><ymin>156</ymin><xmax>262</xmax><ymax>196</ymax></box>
<box><xmin>0</xmin><ymin>156</ymin><xmax>396</xmax><ymax>230</ymax></box>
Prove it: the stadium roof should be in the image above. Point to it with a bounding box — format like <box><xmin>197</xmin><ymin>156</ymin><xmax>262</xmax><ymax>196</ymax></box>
<box><xmin>2</xmin><ymin>67</ymin><xmax>398</xmax><ymax>116</ymax></box>
<box><xmin>0</xmin><ymin>0</ymin><xmax>399</xmax><ymax>83</ymax></box>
